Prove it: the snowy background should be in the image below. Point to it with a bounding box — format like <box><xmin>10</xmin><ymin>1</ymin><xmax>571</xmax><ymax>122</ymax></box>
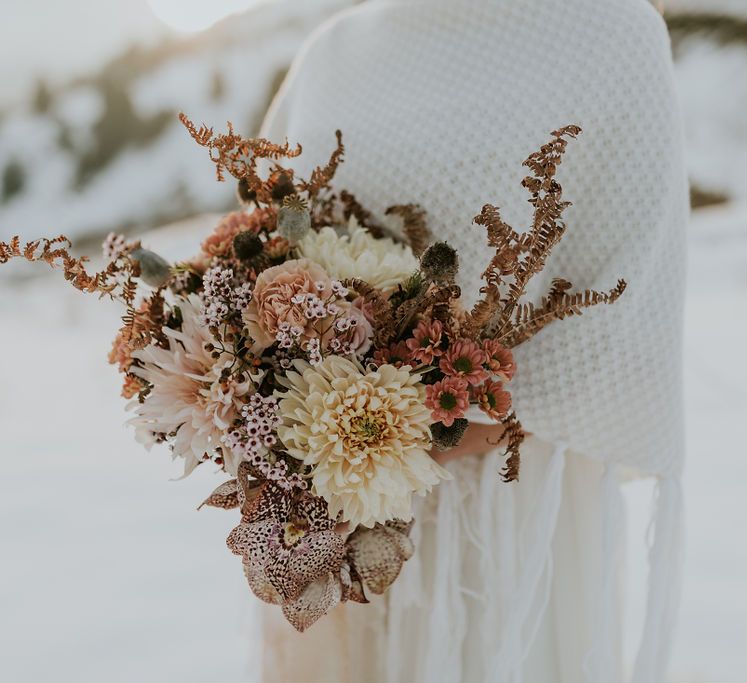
<box><xmin>1</xmin><ymin>1</ymin><xmax>746</xmax><ymax>681</ymax></box>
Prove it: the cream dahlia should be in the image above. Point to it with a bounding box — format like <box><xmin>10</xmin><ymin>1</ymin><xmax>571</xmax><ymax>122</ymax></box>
<box><xmin>296</xmin><ymin>218</ymin><xmax>419</xmax><ymax>292</ymax></box>
<box><xmin>276</xmin><ymin>357</ymin><xmax>449</xmax><ymax>528</ymax></box>
<box><xmin>129</xmin><ymin>295</ymin><xmax>262</xmax><ymax>476</ymax></box>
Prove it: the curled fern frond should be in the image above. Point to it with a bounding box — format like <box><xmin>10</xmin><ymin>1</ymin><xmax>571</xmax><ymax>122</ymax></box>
<box><xmin>178</xmin><ymin>112</ymin><xmax>301</xmax><ymax>195</ymax></box>
<box><xmin>499</xmin><ymin>411</ymin><xmax>525</xmax><ymax>483</ymax></box>
<box><xmin>341</xmin><ymin>278</ymin><xmax>396</xmax><ymax>346</ymax></box>
<box><xmin>501</xmin><ymin>279</ymin><xmax>628</xmax><ymax>348</ymax></box>
<box><xmin>385</xmin><ymin>204</ymin><xmax>431</xmax><ymax>257</ymax></box>
<box><xmin>299</xmin><ymin>130</ymin><xmax>344</xmax><ymax>198</ymax></box>
<box><xmin>0</xmin><ymin>235</ymin><xmax>129</xmax><ymax>296</ymax></box>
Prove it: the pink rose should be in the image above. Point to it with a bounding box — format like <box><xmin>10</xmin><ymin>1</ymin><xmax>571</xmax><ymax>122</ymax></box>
<box><xmin>333</xmin><ymin>301</ymin><xmax>374</xmax><ymax>357</ymax></box>
<box><xmin>243</xmin><ymin>259</ymin><xmax>333</xmax><ymax>351</ymax></box>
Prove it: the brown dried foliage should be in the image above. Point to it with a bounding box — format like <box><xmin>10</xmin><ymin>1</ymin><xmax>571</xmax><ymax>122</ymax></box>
<box><xmin>501</xmin><ymin>278</ymin><xmax>627</xmax><ymax>348</ymax></box>
<box><xmin>463</xmin><ymin>125</ymin><xmax>626</xmax><ymax>347</ymax></box>
<box><xmin>120</xmin><ymin>290</ymin><xmax>167</xmax><ymax>354</ymax></box>
<box><xmin>497</xmin><ymin>411</ymin><xmax>525</xmax><ymax>483</ymax></box>
<box><xmin>298</xmin><ymin>129</ymin><xmax>344</xmax><ymax>199</ymax></box>
<box><xmin>179</xmin><ymin>113</ymin><xmax>302</xmax><ymax>202</ymax></box>
<box><xmin>395</xmin><ymin>283</ymin><xmax>461</xmax><ymax>337</ymax></box>
<box><xmin>0</xmin><ymin>235</ymin><xmax>127</xmax><ymax>296</ymax></box>
<box><xmin>339</xmin><ymin>190</ymin><xmax>374</xmax><ymax>229</ymax></box>
<box><xmin>341</xmin><ymin>278</ymin><xmax>396</xmax><ymax>346</ymax></box>
<box><xmin>385</xmin><ymin>204</ymin><xmax>431</xmax><ymax>256</ymax></box>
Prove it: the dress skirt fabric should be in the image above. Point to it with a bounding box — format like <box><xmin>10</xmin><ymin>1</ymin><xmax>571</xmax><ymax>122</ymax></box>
<box><xmin>259</xmin><ymin>437</ymin><xmax>620</xmax><ymax>683</ymax></box>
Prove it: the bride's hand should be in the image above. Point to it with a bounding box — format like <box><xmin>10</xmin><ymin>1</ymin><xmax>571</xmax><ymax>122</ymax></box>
<box><xmin>431</xmin><ymin>422</ymin><xmax>507</xmax><ymax>466</ymax></box>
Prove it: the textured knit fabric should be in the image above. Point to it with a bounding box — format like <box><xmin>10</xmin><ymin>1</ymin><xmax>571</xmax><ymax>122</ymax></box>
<box><xmin>259</xmin><ymin>0</ymin><xmax>688</xmax><ymax>680</ymax></box>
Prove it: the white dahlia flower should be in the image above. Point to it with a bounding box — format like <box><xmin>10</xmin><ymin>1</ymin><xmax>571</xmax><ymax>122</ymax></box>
<box><xmin>296</xmin><ymin>218</ymin><xmax>419</xmax><ymax>292</ymax></box>
<box><xmin>129</xmin><ymin>295</ymin><xmax>261</xmax><ymax>476</ymax></box>
<box><xmin>276</xmin><ymin>357</ymin><xmax>449</xmax><ymax>528</ymax></box>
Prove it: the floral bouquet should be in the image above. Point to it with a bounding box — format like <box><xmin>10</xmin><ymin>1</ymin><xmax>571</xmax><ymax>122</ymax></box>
<box><xmin>0</xmin><ymin>118</ymin><xmax>625</xmax><ymax>631</ymax></box>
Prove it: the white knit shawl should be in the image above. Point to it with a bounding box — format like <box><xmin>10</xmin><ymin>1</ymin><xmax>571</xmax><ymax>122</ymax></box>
<box><xmin>261</xmin><ymin>0</ymin><xmax>688</xmax><ymax>679</ymax></box>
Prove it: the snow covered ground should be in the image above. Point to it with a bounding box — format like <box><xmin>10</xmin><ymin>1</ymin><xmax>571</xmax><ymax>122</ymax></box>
<box><xmin>0</xmin><ymin>201</ymin><xmax>745</xmax><ymax>682</ymax></box>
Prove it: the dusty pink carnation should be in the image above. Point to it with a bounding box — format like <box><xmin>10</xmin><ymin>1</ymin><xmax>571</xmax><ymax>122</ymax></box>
<box><xmin>439</xmin><ymin>339</ymin><xmax>489</xmax><ymax>386</ymax></box>
<box><xmin>482</xmin><ymin>339</ymin><xmax>516</xmax><ymax>382</ymax></box>
<box><xmin>425</xmin><ymin>377</ymin><xmax>469</xmax><ymax>427</ymax></box>
<box><xmin>201</xmin><ymin>209</ymin><xmax>266</xmax><ymax>258</ymax></box>
<box><xmin>243</xmin><ymin>258</ymin><xmax>333</xmax><ymax>351</ymax></box>
<box><xmin>406</xmin><ymin>319</ymin><xmax>444</xmax><ymax>365</ymax></box>
<box><xmin>475</xmin><ymin>380</ymin><xmax>512</xmax><ymax>421</ymax></box>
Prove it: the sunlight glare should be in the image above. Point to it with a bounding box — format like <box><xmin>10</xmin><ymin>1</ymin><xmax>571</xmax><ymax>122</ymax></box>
<box><xmin>146</xmin><ymin>0</ymin><xmax>267</xmax><ymax>34</ymax></box>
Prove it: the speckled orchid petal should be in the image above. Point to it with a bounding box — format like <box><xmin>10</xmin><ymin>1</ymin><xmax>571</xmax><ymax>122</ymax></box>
<box><xmin>346</xmin><ymin>521</ymin><xmax>415</xmax><ymax>595</ymax></box>
<box><xmin>236</xmin><ymin>461</ymin><xmax>266</xmax><ymax>511</ymax></box>
<box><xmin>281</xmin><ymin>571</ymin><xmax>343</xmax><ymax>633</ymax></box>
<box><xmin>226</xmin><ymin>522</ymin><xmax>253</xmax><ymax>556</ymax></box>
<box><xmin>243</xmin><ymin>562</ymin><xmax>283</xmax><ymax>605</ymax></box>
<box><xmin>340</xmin><ymin>561</ymin><xmax>368</xmax><ymax>604</ymax></box>
<box><xmin>198</xmin><ymin>479</ymin><xmax>239</xmax><ymax>510</ymax></box>
<box><xmin>281</xmin><ymin>530</ymin><xmax>345</xmax><ymax>600</ymax></box>
<box><xmin>242</xmin><ymin>481</ymin><xmax>292</xmax><ymax>523</ymax></box>
<box><xmin>231</xmin><ymin>516</ymin><xmax>345</xmax><ymax>602</ymax></box>
<box><xmin>294</xmin><ymin>492</ymin><xmax>337</xmax><ymax>531</ymax></box>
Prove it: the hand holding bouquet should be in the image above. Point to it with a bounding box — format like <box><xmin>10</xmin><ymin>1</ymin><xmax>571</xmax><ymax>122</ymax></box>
<box><xmin>0</xmin><ymin>118</ymin><xmax>625</xmax><ymax>630</ymax></box>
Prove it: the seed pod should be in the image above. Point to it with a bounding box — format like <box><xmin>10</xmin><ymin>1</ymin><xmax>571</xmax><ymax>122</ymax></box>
<box><xmin>271</xmin><ymin>173</ymin><xmax>295</xmax><ymax>202</ymax></box>
<box><xmin>420</xmin><ymin>241</ymin><xmax>459</xmax><ymax>284</ymax></box>
<box><xmin>233</xmin><ymin>231</ymin><xmax>264</xmax><ymax>261</ymax></box>
<box><xmin>430</xmin><ymin>418</ymin><xmax>469</xmax><ymax>451</ymax></box>
<box><xmin>277</xmin><ymin>195</ymin><xmax>311</xmax><ymax>245</ymax></box>
<box><xmin>237</xmin><ymin>177</ymin><xmax>257</xmax><ymax>204</ymax></box>
<box><xmin>129</xmin><ymin>247</ymin><xmax>171</xmax><ymax>288</ymax></box>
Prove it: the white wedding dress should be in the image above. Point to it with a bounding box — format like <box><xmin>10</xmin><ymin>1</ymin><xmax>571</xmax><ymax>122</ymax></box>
<box><xmin>258</xmin><ymin>1</ymin><xmax>688</xmax><ymax>681</ymax></box>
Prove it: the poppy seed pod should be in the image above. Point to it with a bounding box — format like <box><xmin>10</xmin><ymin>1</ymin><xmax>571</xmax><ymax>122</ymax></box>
<box><xmin>233</xmin><ymin>231</ymin><xmax>264</xmax><ymax>261</ymax></box>
<box><xmin>430</xmin><ymin>418</ymin><xmax>469</xmax><ymax>452</ymax></box>
<box><xmin>277</xmin><ymin>195</ymin><xmax>311</xmax><ymax>245</ymax></box>
<box><xmin>420</xmin><ymin>241</ymin><xmax>459</xmax><ymax>283</ymax></box>
<box><xmin>129</xmin><ymin>247</ymin><xmax>171</xmax><ymax>288</ymax></box>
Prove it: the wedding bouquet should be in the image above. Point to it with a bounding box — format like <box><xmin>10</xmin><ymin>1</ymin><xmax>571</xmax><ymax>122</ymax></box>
<box><xmin>0</xmin><ymin>118</ymin><xmax>625</xmax><ymax>631</ymax></box>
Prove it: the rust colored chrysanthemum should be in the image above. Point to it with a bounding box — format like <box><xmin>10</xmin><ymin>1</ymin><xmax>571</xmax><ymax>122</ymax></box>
<box><xmin>425</xmin><ymin>376</ymin><xmax>470</xmax><ymax>427</ymax></box>
<box><xmin>406</xmin><ymin>318</ymin><xmax>445</xmax><ymax>365</ymax></box>
<box><xmin>439</xmin><ymin>339</ymin><xmax>489</xmax><ymax>386</ymax></box>
<box><xmin>482</xmin><ymin>339</ymin><xmax>516</xmax><ymax>382</ymax></box>
<box><xmin>475</xmin><ymin>380</ymin><xmax>512</xmax><ymax>421</ymax></box>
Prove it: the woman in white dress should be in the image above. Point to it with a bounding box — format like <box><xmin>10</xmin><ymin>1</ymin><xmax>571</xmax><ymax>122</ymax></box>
<box><xmin>257</xmin><ymin>0</ymin><xmax>688</xmax><ymax>681</ymax></box>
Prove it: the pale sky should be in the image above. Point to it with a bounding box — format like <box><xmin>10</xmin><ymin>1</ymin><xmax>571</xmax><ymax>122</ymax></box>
<box><xmin>0</xmin><ymin>0</ymin><xmax>269</xmax><ymax>106</ymax></box>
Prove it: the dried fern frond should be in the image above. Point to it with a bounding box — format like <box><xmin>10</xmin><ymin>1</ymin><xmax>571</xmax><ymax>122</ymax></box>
<box><xmin>475</xmin><ymin>126</ymin><xmax>581</xmax><ymax>336</ymax></box>
<box><xmin>339</xmin><ymin>190</ymin><xmax>382</xmax><ymax>234</ymax></box>
<box><xmin>298</xmin><ymin>130</ymin><xmax>344</xmax><ymax>198</ymax></box>
<box><xmin>501</xmin><ymin>278</ymin><xmax>627</xmax><ymax>348</ymax></box>
<box><xmin>394</xmin><ymin>283</ymin><xmax>461</xmax><ymax>338</ymax></box>
<box><xmin>341</xmin><ymin>278</ymin><xmax>396</xmax><ymax>346</ymax></box>
<box><xmin>0</xmin><ymin>235</ymin><xmax>128</xmax><ymax>297</ymax></box>
<box><xmin>461</xmin><ymin>287</ymin><xmax>501</xmax><ymax>339</ymax></box>
<box><xmin>179</xmin><ymin>113</ymin><xmax>301</xmax><ymax>197</ymax></box>
<box><xmin>499</xmin><ymin>411</ymin><xmax>525</xmax><ymax>482</ymax></box>
<box><xmin>385</xmin><ymin>204</ymin><xmax>431</xmax><ymax>257</ymax></box>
